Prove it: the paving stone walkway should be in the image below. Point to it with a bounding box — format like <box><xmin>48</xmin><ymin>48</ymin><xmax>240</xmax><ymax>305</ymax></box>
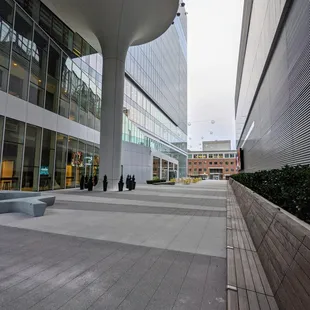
<box><xmin>0</xmin><ymin>181</ymin><xmax>227</xmax><ymax>310</ymax></box>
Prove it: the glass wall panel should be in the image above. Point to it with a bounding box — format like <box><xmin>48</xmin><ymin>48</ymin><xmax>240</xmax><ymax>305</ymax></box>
<box><xmin>1</xmin><ymin>118</ymin><xmax>25</xmax><ymax>190</ymax></box>
<box><xmin>12</xmin><ymin>7</ymin><xmax>33</xmax><ymax>60</ymax></box>
<box><xmin>162</xmin><ymin>159</ymin><xmax>168</xmax><ymax>181</ymax></box>
<box><xmin>88</xmin><ymin>79</ymin><xmax>96</xmax><ymax>129</ymax></box>
<box><xmin>59</xmin><ymin>54</ymin><xmax>71</xmax><ymax>117</ymax></box>
<box><xmin>94</xmin><ymin>87</ymin><xmax>101</xmax><ymax>131</ymax></box>
<box><xmin>29</xmin><ymin>25</ymin><xmax>48</xmax><ymax>107</ymax></box>
<box><xmin>85</xmin><ymin>142</ymin><xmax>93</xmax><ymax>178</ymax></box>
<box><xmin>93</xmin><ymin>145</ymin><xmax>99</xmax><ymax>185</ymax></box>
<box><xmin>54</xmin><ymin>133</ymin><xmax>67</xmax><ymax>189</ymax></box>
<box><xmin>39</xmin><ymin>128</ymin><xmax>55</xmax><ymax>191</ymax></box>
<box><xmin>76</xmin><ymin>140</ymin><xmax>85</xmax><ymax>186</ymax></box>
<box><xmin>80</xmin><ymin>72</ymin><xmax>88</xmax><ymax>126</ymax></box>
<box><xmin>153</xmin><ymin>156</ymin><xmax>160</xmax><ymax>178</ymax></box>
<box><xmin>9</xmin><ymin>51</ymin><xmax>30</xmax><ymax>99</ymax></box>
<box><xmin>70</xmin><ymin>62</ymin><xmax>81</xmax><ymax>121</ymax></box>
<box><xmin>66</xmin><ymin>137</ymin><xmax>77</xmax><ymax>188</ymax></box>
<box><xmin>9</xmin><ymin>8</ymin><xmax>33</xmax><ymax>100</ymax></box>
<box><xmin>63</xmin><ymin>25</ymin><xmax>73</xmax><ymax>51</ymax></box>
<box><xmin>45</xmin><ymin>42</ymin><xmax>60</xmax><ymax>113</ymax></box>
<box><xmin>39</xmin><ymin>3</ymin><xmax>52</xmax><ymax>33</ymax></box>
<box><xmin>0</xmin><ymin>0</ymin><xmax>14</xmax><ymax>92</ymax></box>
<box><xmin>22</xmin><ymin>124</ymin><xmax>41</xmax><ymax>191</ymax></box>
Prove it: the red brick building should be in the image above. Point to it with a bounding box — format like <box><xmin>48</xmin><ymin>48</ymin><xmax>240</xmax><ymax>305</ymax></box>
<box><xmin>188</xmin><ymin>151</ymin><xmax>238</xmax><ymax>180</ymax></box>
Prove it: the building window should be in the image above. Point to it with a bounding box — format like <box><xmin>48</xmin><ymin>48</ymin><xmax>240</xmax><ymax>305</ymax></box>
<box><xmin>39</xmin><ymin>129</ymin><xmax>55</xmax><ymax>191</ymax></box>
<box><xmin>231</xmin><ymin>162</ymin><xmax>234</xmax><ymax>165</ymax></box>
<box><xmin>198</xmin><ymin>162</ymin><xmax>202</xmax><ymax>165</ymax></box>
<box><xmin>194</xmin><ymin>168</ymin><xmax>197</xmax><ymax>172</ymax></box>
<box><xmin>0</xmin><ymin>0</ymin><xmax>14</xmax><ymax>92</ymax></box>
<box><xmin>22</xmin><ymin>124</ymin><xmax>42</xmax><ymax>191</ymax></box>
<box><xmin>231</xmin><ymin>169</ymin><xmax>234</xmax><ymax>172</ymax></box>
<box><xmin>209</xmin><ymin>162</ymin><xmax>213</xmax><ymax>165</ymax></box>
<box><xmin>59</xmin><ymin>54</ymin><xmax>71</xmax><ymax>118</ymax></box>
<box><xmin>9</xmin><ymin>7</ymin><xmax>33</xmax><ymax>100</ymax></box>
<box><xmin>219</xmin><ymin>154</ymin><xmax>223</xmax><ymax>158</ymax></box>
<box><xmin>213</xmin><ymin>154</ymin><xmax>218</xmax><ymax>158</ymax></box>
<box><xmin>194</xmin><ymin>162</ymin><xmax>197</xmax><ymax>165</ymax></box>
<box><xmin>188</xmin><ymin>162</ymin><xmax>192</xmax><ymax>165</ymax></box>
<box><xmin>225</xmin><ymin>154</ymin><xmax>229</xmax><ymax>158</ymax></box>
<box><xmin>225</xmin><ymin>162</ymin><xmax>229</xmax><ymax>165</ymax></box>
<box><xmin>204</xmin><ymin>168</ymin><xmax>207</xmax><ymax>172</ymax></box>
<box><xmin>54</xmin><ymin>133</ymin><xmax>67</xmax><ymax>189</ymax></box>
<box><xmin>220</xmin><ymin>162</ymin><xmax>223</xmax><ymax>165</ymax></box>
<box><xmin>30</xmin><ymin>25</ymin><xmax>48</xmax><ymax>108</ymax></box>
<box><xmin>226</xmin><ymin>169</ymin><xmax>229</xmax><ymax>172</ymax></box>
<box><xmin>189</xmin><ymin>169</ymin><xmax>192</xmax><ymax>172</ymax></box>
<box><xmin>46</xmin><ymin>42</ymin><xmax>61</xmax><ymax>113</ymax></box>
<box><xmin>66</xmin><ymin>137</ymin><xmax>77</xmax><ymax>188</ymax></box>
<box><xmin>1</xmin><ymin>118</ymin><xmax>25</xmax><ymax>190</ymax></box>
<box><xmin>230</xmin><ymin>154</ymin><xmax>235</xmax><ymax>158</ymax></box>
<box><xmin>199</xmin><ymin>168</ymin><xmax>202</xmax><ymax>172</ymax></box>
<box><xmin>214</xmin><ymin>162</ymin><xmax>218</xmax><ymax>165</ymax></box>
<box><xmin>209</xmin><ymin>154</ymin><xmax>213</xmax><ymax>159</ymax></box>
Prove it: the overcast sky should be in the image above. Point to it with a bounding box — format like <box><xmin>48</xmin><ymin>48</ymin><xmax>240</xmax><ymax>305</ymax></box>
<box><xmin>186</xmin><ymin>0</ymin><xmax>244</xmax><ymax>150</ymax></box>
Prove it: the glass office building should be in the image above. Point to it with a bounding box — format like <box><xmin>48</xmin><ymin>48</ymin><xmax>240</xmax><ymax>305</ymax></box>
<box><xmin>0</xmin><ymin>0</ymin><xmax>187</xmax><ymax>190</ymax></box>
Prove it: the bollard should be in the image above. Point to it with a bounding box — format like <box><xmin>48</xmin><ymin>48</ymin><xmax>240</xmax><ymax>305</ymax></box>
<box><xmin>103</xmin><ymin>175</ymin><xmax>108</xmax><ymax>192</ymax></box>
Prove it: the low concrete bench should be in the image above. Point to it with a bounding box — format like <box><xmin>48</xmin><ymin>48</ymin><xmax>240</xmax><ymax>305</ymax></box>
<box><xmin>230</xmin><ymin>179</ymin><xmax>310</xmax><ymax>310</ymax></box>
<box><xmin>227</xmin><ymin>185</ymin><xmax>279</xmax><ymax>310</ymax></box>
<box><xmin>0</xmin><ymin>191</ymin><xmax>55</xmax><ymax>217</ymax></box>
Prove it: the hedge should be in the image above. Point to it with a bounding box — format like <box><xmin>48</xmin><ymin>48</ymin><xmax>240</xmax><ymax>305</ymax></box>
<box><xmin>231</xmin><ymin>165</ymin><xmax>310</xmax><ymax>224</ymax></box>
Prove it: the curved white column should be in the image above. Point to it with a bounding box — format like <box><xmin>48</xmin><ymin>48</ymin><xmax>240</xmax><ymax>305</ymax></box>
<box><xmin>99</xmin><ymin>54</ymin><xmax>126</xmax><ymax>189</ymax></box>
<box><xmin>42</xmin><ymin>0</ymin><xmax>179</xmax><ymax>190</ymax></box>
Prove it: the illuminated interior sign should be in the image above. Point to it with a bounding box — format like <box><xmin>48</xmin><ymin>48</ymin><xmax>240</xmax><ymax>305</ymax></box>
<box><xmin>40</xmin><ymin>166</ymin><xmax>49</xmax><ymax>176</ymax></box>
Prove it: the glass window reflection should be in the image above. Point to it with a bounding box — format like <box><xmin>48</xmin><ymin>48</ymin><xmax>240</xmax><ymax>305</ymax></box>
<box><xmin>54</xmin><ymin>133</ymin><xmax>67</xmax><ymax>189</ymax></box>
<box><xmin>66</xmin><ymin>137</ymin><xmax>77</xmax><ymax>188</ymax></box>
<box><xmin>22</xmin><ymin>124</ymin><xmax>41</xmax><ymax>191</ymax></box>
<box><xmin>40</xmin><ymin>128</ymin><xmax>55</xmax><ymax>191</ymax></box>
<box><xmin>45</xmin><ymin>42</ymin><xmax>60</xmax><ymax>113</ymax></box>
<box><xmin>1</xmin><ymin>118</ymin><xmax>25</xmax><ymax>190</ymax></box>
<box><xmin>0</xmin><ymin>0</ymin><xmax>14</xmax><ymax>92</ymax></box>
<box><xmin>29</xmin><ymin>25</ymin><xmax>48</xmax><ymax>107</ymax></box>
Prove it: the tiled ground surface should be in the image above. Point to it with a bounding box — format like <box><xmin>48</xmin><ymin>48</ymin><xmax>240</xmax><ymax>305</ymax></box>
<box><xmin>0</xmin><ymin>181</ymin><xmax>227</xmax><ymax>309</ymax></box>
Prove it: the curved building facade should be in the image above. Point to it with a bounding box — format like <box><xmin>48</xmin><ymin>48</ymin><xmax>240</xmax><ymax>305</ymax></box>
<box><xmin>235</xmin><ymin>0</ymin><xmax>310</xmax><ymax>171</ymax></box>
<box><xmin>0</xmin><ymin>0</ymin><xmax>187</xmax><ymax>191</ymax></box>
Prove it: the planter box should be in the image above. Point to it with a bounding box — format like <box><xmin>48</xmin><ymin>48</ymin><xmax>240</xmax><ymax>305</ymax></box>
<box><xmin>146</xmin><ymin>179</ymin><xmax>166</xmax><ymax>184</ymax></box>
<box><xmin>153</xmin><ymin>182</ymin><xmax>175</xmax><ymax>186</ymax></box>
<box><xmin>230</xmin><ymin>178</ymin><xmax>310</xmax><ymax>310</ymax></box>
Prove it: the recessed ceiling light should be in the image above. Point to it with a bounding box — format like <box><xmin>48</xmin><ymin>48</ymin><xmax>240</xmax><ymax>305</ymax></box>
<box><xmin>13</xmin><ymin>63</ymin><xmax>17</xmax><ymax>66</ymax></box>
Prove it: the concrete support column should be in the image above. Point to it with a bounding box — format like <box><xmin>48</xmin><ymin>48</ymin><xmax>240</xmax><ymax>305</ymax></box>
<box><xmin>159</xmin><ymin>158</ymin><xmax>162</xmax><ymax>179</ymax></box>
<box><xmin>99</xmin><ymin>55</ymin><xmax>126</xmax><ymax>190</ymax></box>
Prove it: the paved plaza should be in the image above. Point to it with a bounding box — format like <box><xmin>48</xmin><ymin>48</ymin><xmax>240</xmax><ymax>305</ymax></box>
<box><xmin>0</xmin><ymin>181</ymin><xmax>227</xmax><ymax>310</ymax></box>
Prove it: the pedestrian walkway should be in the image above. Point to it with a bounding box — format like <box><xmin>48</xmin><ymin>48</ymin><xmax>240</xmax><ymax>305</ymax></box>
<box><xmin>0</xmin><ymin>180</ymin><xmax>227</xmax><ymax>310</ymax></box>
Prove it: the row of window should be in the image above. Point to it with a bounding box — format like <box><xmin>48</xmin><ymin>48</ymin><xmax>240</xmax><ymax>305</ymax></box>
<box><xmin>0</xmin><ymin>1</ymin><xmax>102</xmax><ymax>130</ymax></box>
<box><xmin>189</xmin><ymin>168</ymin><xmax>236</xmax><ymax>172</ymax></box>
<box><xmin>0</xmin><ymin>116</ymin><xmax>99</xmax><ymax>191</ymax></box>
<box><xmin>189</xmin><ymin>153</ymin><xmax>236</xmax><ymax>159</ymax></box>
<box><xmin>189</xmin><ymin>161</ymin><xmax>235</xmax><ymax>165</ymax></box>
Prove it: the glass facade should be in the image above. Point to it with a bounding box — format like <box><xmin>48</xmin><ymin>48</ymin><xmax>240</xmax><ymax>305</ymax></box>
<box><xmin>0</xmin><ymin>0</ymin><xmax>187</xmax><ymax>190</ymax></box>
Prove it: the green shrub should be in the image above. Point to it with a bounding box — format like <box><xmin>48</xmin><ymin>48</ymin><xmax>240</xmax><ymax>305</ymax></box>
<box><xmin>231</xmin><ymin>165</ymin><xmax>310</xmax><ymax>224</ymax></box>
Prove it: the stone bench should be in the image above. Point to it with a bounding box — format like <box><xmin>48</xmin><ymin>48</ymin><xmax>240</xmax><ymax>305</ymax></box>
<box><xmin>230</xmin><ymin>179</ymin><xmax>310</xmax><ymax>310</ymax></box>
<box><xmin>227</xmin><ymin>185</ymin><xmax>278</xmax><ymax>310</ymax></box>
<box><xmin>0</xmin><ymin>191</ymin><xmax>55</xmax><ymax>217</ymax></box>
